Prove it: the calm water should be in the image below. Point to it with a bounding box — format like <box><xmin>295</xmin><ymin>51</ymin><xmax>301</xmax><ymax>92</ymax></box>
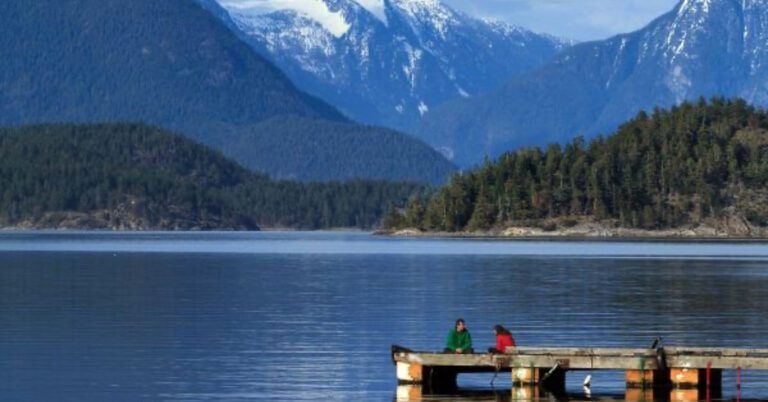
<box><xmin>1</xmin><ymin>231</ymin><xmax>768</xmax><ymax>401</ymax></box>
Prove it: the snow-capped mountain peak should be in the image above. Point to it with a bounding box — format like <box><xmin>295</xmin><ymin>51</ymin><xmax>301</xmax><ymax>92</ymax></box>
<box><xmin>218</xmin><ymin>0</ymin><xmax>567</xmax><ymax>131</ymax></box>
<box><xmin>389</xmin><ymin>0</ymin><xmax>446</xmax><ymax>17</ymax></box>
<box><xmin>389</xmin><ymin>0</ymin><xmax>458</xmax><ymax>39</ymax></box>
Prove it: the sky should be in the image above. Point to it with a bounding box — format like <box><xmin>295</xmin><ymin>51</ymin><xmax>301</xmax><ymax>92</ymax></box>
<box><xmin>220</xmin><ymin>0</ymin><xmax>680</xmax><ymax>41</ymax></box>
<box><xmin>445</xmin><ymin>0</ymin><xmax>679</xmax><ymax>41</ymax></box>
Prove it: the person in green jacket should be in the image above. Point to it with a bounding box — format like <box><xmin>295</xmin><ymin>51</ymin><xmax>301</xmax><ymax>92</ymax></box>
<box><xmin>444</xmin><ymin>318</ymin><xmax>473</xmax><ymax>354</ymax></box>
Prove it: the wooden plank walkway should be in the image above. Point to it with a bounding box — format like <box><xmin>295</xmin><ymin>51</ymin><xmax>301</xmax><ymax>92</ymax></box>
<box><xmin>395</xmin><ymin>347</ymin><xmax>768</xmax><ymax>370</ymax></box>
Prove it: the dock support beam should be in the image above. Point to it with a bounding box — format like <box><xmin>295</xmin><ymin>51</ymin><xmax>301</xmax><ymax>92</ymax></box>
<box><xmin>626</xmin><ymin>369</ymin><xmax>671</xmax><ymax>388</ymax></box>
<box><xmin>511</xmin><ymin>366</ymin><xmax>566</xmax><ymax>393</ymax></box>
<box><xmin>511</xmin><ymin>367</ymin><xmax>538</xmax><ymax>386</ymax></box>
<box><xmin>668</xmin><ymin>367</ymin><xmax>722</xmax><ymax>401</ymax></box>
<box><xmin>511</xmin><ymin>385</ymin><xmax>540</xmax><ymax>400</ymax></box>
<box><xmin>397</xmin><ymin>362</ymin><xmax>459</xmax><ymax>393</ymax></box>
<box><xmin>396</xmin><ymin>362</ymin><xmax>423</xmax><ymax>384</ymax></box>
<box><xmin>423</xmin><ymin>367</ymin><xmax>458</xmax><ymax>393</ymax></box>
<box><xmin>625</xmin><ymin>369</ymin><xmax>672</xmax><ymax>402</ymax></box>
<box><xmin>670</xmin><ymin>367</ymin><xmax>722</xmax><ymax>390</ymax></box>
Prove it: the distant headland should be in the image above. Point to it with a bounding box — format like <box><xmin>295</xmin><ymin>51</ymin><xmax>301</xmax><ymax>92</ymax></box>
<box><xmin>383</xmin><ymin>99</ymin><xmax>768</xmax><ymax>239</ymax></box>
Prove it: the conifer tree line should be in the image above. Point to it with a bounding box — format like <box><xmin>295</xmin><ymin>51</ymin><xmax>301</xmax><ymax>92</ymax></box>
<box><xmin>0</xmin><ymin>123</ymin><xmax>423</xmax><ymax>230</ymax></box>
<box><xmin>385</xmin><ymin>98</ymin><xmax>768</xmax><ymax>232</ymax></box>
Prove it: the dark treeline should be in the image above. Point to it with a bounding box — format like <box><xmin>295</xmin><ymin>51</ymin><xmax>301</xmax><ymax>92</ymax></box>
<box><xmin>386</xmin><ymin>98</ymin><xmax>768</xmax><ymax>232</ymax></box>
<box><xmin>0</xmin><ymin>124</ymin><xmax>422</xmax><ymax>230</ymax></box>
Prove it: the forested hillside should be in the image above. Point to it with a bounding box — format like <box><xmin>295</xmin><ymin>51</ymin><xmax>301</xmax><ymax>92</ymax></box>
<box><xmin>224</xmin><ymin>117</ymin><xmax>454</xmax><ymax>183</ymax></box>
<box><xmin>387</xmin><ymin>99</ymin><xmax>768</xmax><ymax>236</ymax></box>
<box><xmin>0</xmin><ymin>124</ymin><xmax>422</xmax><ymax>230</ymax></box>
<box><xmin>0</xmin><ymin>0</ymin><xmax>454</xmax><ymax>183</ymax></box>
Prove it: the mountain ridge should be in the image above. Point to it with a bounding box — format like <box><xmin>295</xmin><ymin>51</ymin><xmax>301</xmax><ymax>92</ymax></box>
<box><xmin>223</xmin><ymin>0</ymin><xmax>567</xmax><ymax>132</ymax></box>
<box><xmin>418</xmin><ymin>0</ymin><xmax>768</xmax><ymax>167</ymax></box>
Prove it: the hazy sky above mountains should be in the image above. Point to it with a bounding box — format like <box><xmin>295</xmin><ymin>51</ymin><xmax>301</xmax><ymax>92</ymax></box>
<box><xmin>446</xmin><ymin>0</ymin><xmax>678</xmax><ymax>41</ymax></box>
<box><xmin>221</xmin><ymin>0</ymin><xmax>679</xmax><ymax>41</ymax></box>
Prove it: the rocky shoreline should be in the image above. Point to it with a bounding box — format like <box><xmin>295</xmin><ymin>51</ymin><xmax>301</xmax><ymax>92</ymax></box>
<box><xmin>2</xmin><ymin>210</ymin><xmax>259</xmax><ymax>231</ymax></box>
<box><xmin>381</xmin><ymin>216</ymin><xmax>768</xmax><ymax>240</ymax></box>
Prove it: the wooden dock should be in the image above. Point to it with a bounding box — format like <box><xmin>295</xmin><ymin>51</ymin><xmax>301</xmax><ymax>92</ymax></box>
<box><xmin>393</xmin><ymin>346</ymin><xmax>768</xmax><ymax>398</ymax></box>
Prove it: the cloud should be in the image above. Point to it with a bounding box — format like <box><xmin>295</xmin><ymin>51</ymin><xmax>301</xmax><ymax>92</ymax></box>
<box><xmin>220</xmin><ymin>0</ymin><xmax>351</xmax><ymax>37</ymax></box>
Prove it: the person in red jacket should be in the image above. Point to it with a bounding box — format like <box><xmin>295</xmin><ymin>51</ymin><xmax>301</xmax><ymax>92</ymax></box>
<box><xmin>488</xmin><ymin>325</ymin><xmax>516</xmax><ymax>354</ymax></box>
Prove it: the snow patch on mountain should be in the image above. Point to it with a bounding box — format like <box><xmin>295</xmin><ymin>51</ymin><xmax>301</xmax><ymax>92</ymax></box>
<box><xmin>402</xmin><ymin>42</ymin><xmax>423</xmax><ymax>90</ymax></box>
<box><xmin>666</xmin><ymin>65</ymin><xmax>692</xmax><ymax>102</ymax></box>
<box><xmin>220</xmin><ymin>0</ymin><xmax>350</xmax><ymax>37</ymax></box>
<box><xmin>391</xmin><ymin>0</ymin><xmax>456</xmax><ymax>39</ymax></box>
<box><xmin>355</xmin><ymin>0</ymin><xmax>387</xmax><ymax>25</ymax></box>
<box><xmin>234</xmin><ymin>10</ymin><xmax>340</xmax><ymax>62</ymax></box>
<box><xmin>418</xmin><ymin>101</ymin><xmax>429</xmax><ymax>116</ymax></box>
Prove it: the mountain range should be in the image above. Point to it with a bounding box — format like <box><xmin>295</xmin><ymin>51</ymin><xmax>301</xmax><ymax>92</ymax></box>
<box><xmin>223</xmin><ymin>0</ymin><xmax>567</xmax><ymax>133</ymax></box>
<box><xmin>0</xmin><ymin>0</ymin><xmax>454</xmax><ymax>183</ymax></box>
<box><xmin>418</xmin><ymin>0</ymin><xmax>768</xmax><ymax>167</ymax></box>
<box><xmin>217</xmin><ymin>0</ymin><xmax>768</xmax><ymax>168</ymax></box>
<box><xmin>5</xmin><ymin>0</ymin><xmax>768</xmax><ymax>181</ymax></box>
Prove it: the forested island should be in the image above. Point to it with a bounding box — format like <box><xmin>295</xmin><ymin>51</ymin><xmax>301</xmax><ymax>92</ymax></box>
<box><xmin>0</xmin><ymin>124</ymin><xmax>422</xmax><ymax>230</ymax></box>
<box><xmin>384</xmin><ymin>99</ymin><xmax>768</xmax><ymax>238</ymax></box>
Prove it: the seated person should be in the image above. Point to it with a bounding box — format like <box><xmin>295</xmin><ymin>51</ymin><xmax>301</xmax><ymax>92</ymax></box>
<box><xmin>488</xmin><ymin>325</ymin><xmax>516</xmax><ymax>354</ymax></box>
<box><xmin>444</xmin><ymin>318</ymin><xmax>473</xmax><ymax>354</ymax></box>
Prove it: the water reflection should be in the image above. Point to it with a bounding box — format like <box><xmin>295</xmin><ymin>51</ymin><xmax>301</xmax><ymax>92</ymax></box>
<box><xmin>396</xmin><ymin>386</ymin><xmax>750</xmax><ymax>402</ymax></box>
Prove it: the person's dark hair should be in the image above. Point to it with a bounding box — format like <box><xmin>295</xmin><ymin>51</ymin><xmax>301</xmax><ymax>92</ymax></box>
<box><xmin>494</xmin><ymin>325</ymin><xmax>511</xmax><ymax>335</ymax></box>
<box><xmin>455</xmin><ymin>318</ymin><xmax>466</xmax><ymax>328</ymax></box>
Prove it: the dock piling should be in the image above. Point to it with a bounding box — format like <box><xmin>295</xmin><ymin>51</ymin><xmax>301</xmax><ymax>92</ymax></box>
<box><xmin>396</xmin><ymin>362</ymin><xmax>423</xmax><ymax>384</ymax></box>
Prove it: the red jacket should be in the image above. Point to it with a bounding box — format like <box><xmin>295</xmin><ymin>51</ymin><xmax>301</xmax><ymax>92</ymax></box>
<box><xmin>496</xmin><ymin>333</ymin><xmax>516</xmax><ymax>352</ymax></box>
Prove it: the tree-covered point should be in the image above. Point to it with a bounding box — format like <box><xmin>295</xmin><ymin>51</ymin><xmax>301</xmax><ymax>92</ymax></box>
<box><xmin>386</xmin><ymin>98</ymin><xmax>768</xmax><ymax>232</ymax></box>
<box><xmin>0</xmin><ymin>124</ymin><xmax>423</xmax><ymax>230</ymax></box>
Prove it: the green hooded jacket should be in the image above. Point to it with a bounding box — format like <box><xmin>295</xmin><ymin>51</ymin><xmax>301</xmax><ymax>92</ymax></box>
<box><xmin>446</xmin><ymin>329</ymin><xmax>472</xmax><ymax>352</ymax></box>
